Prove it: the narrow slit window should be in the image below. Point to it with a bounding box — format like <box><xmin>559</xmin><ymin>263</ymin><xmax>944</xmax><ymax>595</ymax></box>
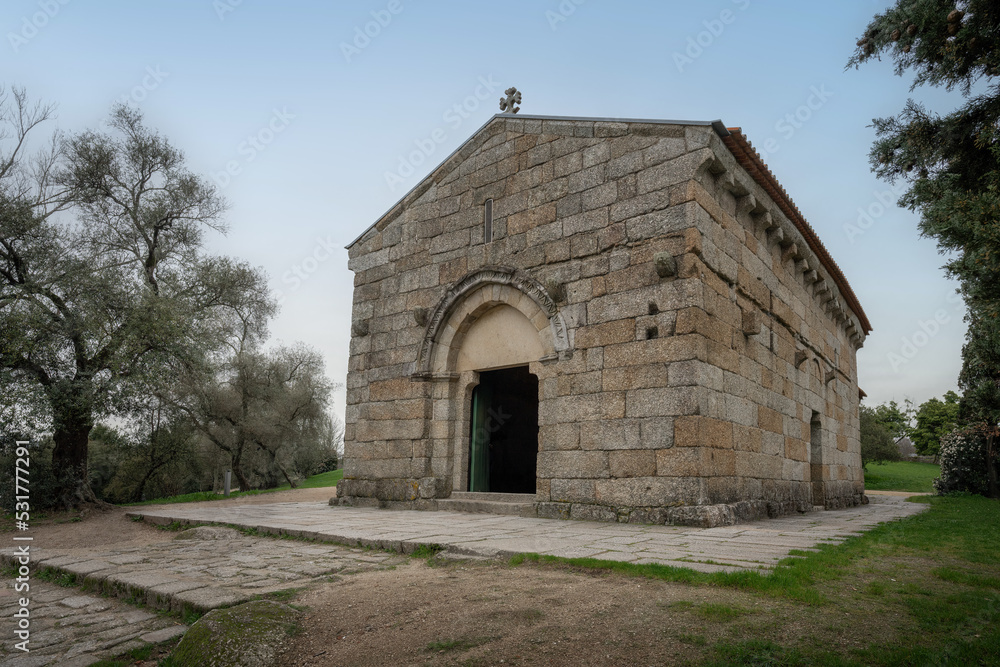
<box><xmin>484</xmin><ymin>199</ymin><xmax>493</xmax><ymax>244</ymax></box>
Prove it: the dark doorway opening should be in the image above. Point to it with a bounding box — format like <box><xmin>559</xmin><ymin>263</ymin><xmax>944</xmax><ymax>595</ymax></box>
<box><xmin>468</xmin><ymin>366</ymin><xmax>538</xmax><ymax>494</ymax></box>
<box><xmin>810</xmin><ymin>411</ymin><xmax>823</xmax><ymax>505</ymax></box>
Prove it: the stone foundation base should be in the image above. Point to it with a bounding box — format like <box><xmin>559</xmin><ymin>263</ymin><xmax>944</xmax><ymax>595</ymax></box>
<box><xmin>663</xmin><ymin>500</ymin><xmax>812</xmax><ymax>527</ymax></box>
<box><xmin>336</xmin><ymin>477</ymin><xmax>451</xmax><ymax>502</ymax></box>
<box><xmin>822</xmin><ymin>492</ymin><xmax>869</xmax><ymax>511</ymax></box>
<box><xmin>331</xmin><ymin>493</ymin><xmax>870</xmax><ymax>528</ymax></box>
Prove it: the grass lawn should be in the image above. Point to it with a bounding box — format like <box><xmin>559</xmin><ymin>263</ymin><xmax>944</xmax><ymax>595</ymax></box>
<box><xmin>864</xmin><ymin>460</ymin><xmax>940</xmax><ymax>493</ymax></box>
<box><xmin>290</xmin><ymin>470</ymin><xmax>343</xmax><ymax>489</ymax></box>
<box><xmin>517</xmin><ymin>494</ymin><xmax>1000</xmax><ymax>665</ymax></box>
<box><xmin>127</xmin><ymin>469</ymin><xmax>343</xmax><ymax>506</ymax></box>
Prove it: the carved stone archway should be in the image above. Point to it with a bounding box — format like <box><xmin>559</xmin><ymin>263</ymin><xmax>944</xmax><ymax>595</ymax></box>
<box><xmin>412</xmin><ymin>267</ymin><xmax>572</xmax><ymax>380</ymax></box>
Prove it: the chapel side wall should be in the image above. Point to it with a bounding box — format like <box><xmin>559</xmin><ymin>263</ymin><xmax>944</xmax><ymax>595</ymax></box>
<box><xmin>532</xmin><ymin>125</ymin><xmax>866</xmax><ymax>524</ymax></box>
<box><xmin>667</xmin><ymin>127</ymin><xmax>866</xmax><ymax>514</ymax></box>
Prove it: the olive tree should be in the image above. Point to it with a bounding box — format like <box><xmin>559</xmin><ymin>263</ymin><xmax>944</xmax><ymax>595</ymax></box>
<box><xmin>173</xmin><ymin>341</ymin><xmax>336</xmax><ymax>491</ymax></box>
<box><xmin>1</xmin><ymin>93</ymin><xmax>273</xmax><ymax>506</ymax></box>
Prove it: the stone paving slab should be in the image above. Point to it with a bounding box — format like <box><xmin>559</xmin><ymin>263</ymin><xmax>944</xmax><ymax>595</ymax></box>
<box><xmin>0</xmin><ymin>525</ymin><xmax>409</xmax><ymax>620</ymax></box>
<box><xmin>0</xmin><ymin>578</ymin><xmax>186</xmax><ymax>667</ymax></box>
<box><xmin>126</xmin><ymin>493</ymin><xmax>927</xmax><ymax>572</ymax></box>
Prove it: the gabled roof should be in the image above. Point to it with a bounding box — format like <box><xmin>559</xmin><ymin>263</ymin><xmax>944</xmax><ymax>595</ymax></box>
<box><xmin>349</xmin><ymin>113</ymin><xmax>871</xmax><ymax>334</ymax></box>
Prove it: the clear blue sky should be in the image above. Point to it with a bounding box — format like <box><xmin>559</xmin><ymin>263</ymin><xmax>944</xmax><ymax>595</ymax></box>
<box><xmin>4</xmin><ymin>0</ymin><xmax>967</xmax><ymax>421</ymax></box>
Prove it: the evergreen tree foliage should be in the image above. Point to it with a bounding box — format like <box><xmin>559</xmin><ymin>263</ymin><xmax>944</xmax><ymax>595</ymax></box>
<box><xmin>850</xmin><ymin>1</ymin><xmax>1000</xmax><ymax>426</ymax></box>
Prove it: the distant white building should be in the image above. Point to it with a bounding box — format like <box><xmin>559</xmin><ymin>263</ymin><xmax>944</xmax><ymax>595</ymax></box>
<box><xmin>896</xmin><ymin>436</ymin><xmax>917</xmax><ymax>458</ymax></box>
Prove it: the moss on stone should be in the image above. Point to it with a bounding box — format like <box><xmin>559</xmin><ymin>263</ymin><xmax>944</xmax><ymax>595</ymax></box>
<box><xmin>170</xmin><ymin>600</ymin><xmax>301</xmax><ymax>667</ymax></box>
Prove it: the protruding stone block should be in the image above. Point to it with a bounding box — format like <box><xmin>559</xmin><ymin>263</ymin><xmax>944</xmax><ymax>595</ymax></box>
<box><xmin>545</xmin><ymin>279</ymin><xmax>567</xmax><ymax>303</ymax></box>
<box><xmin>654</xmin><ymin>252</ymin><xmax>677</xmax><ymax>278</ymax></box>
<box><xmin>741</xmin><ymin>309</ymin><xmax>762</xmax><ymax>336</ymax></box>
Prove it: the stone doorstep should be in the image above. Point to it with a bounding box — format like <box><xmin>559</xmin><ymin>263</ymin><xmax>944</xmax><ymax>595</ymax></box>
<box><xmin>448</xmin><ymin>491</ymin><xmax>538</xmax><ymax>503</ymax></box>
<box><xmin>434</xmin><ymin>497</ymin><xmax>538</xmax><ymax>517</ymax></box>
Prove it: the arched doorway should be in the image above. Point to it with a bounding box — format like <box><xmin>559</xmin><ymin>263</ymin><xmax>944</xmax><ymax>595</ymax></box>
<box><xmin>468</xmin><ymin>366</ymin><xmax>539</xmax><ymax>493</ymax></box>
<box><xmin>412</xmin><ymin>267</ymin><xmax>572</xmax><ymax>497</ymax></box>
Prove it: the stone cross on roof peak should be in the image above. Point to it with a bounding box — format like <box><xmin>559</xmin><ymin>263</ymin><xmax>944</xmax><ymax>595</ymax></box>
<box><xmin>499</xmin><ymin>87</ymin><xmax>522</xmax><ymax>114</ymax></box>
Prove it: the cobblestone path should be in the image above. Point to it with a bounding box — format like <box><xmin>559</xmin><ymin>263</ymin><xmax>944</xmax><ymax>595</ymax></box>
<box><xmin>0</xmin><ymin>578</ymin><xmax>186</xmax><ymax>667</ymax></box>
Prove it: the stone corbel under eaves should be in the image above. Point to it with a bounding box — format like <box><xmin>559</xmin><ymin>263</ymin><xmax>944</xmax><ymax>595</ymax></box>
<box><xmin>692</xmin><ymin>148</ymin><xmax>866</xmax><ymax>349</ymax></box>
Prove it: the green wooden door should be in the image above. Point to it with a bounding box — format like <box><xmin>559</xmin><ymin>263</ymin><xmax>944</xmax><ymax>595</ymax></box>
<box><xmin>468</xmin><ymin>382</ymin><xmax>492</xmax><ymax>492</ymax></box>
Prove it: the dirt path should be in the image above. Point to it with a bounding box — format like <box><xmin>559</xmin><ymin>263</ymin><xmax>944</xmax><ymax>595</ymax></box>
<box><xmin>277</xmin><ymin>556</ymin><xmax>907</xmax><ymax>667</ymax></box>
<box><xmin>18</xmin><ymin>487</ymin><xmax>337</xmax><ymax>554</ymax></box>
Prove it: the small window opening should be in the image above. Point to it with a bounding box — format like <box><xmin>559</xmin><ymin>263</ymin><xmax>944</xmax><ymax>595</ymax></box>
<box><xmin>648</xmin><ymin>302</ymin><xmax>659</xmax><ymax>316</ymax></box>
<box><xmin>646</xmin><ymin>326</ymin><xmax>659</xmax><ymax>340</ymax></box>
<box><xmin>484</xmin><ymin>199</ymin><xmax>493</xmax><ymax>244</ymax></box>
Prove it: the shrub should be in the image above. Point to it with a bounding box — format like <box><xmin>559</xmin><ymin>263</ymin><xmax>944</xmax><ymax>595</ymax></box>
<box><xmin>934</xmin><ymin>424</ymin><xmax>999</xmax><ymax>496</ymax></box>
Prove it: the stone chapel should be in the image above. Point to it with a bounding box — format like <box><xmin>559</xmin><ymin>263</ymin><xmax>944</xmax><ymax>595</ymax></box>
<box><xmin>335</xmin><ymin>113</ymin><xmax>871</xmax><ymax>527</ymax></box>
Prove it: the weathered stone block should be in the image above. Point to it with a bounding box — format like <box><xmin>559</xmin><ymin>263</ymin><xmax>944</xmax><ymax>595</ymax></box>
<box><xmin>570</xmin><ymin>503</ymin><xmax>618</xmax><ymax>522</ymax></box>
<box><xmin>757</xmin><ymin>406</ymin><xmax>784</xmax><ymax>434</ymax></box>
<box><xmin>536</xmin><ymin>502</ymin><xmax>572</xmax><ymax>520</ymax></box>
<box><xmin>595</xmin><ymin>477</ymin><xmax>702</xmax><ymax>507</ymax></box>
<box><xmin>354</xmin><ymin>419</ymin><xmax>425</xmax><ymax>443</ymax></box>
<box><xmin>785</xmin><ymin>437</ymin><xmax>808</xmax><ymax>462</ymax></box>
<box><xmin>625</xmin><ymin>387</ymin><xmax>699</xmax><ymax>418</ymax></box>
<box><xmin>733</xmin><ymin>425</ymin><xmax>763</xmax><ymax>453</ymax></box>
<box><xmin>674</xmin><ymin>416</ymin><xmax>734</xmax><ymax>449</ymax></box>
<box><xmin>542</xmin><ymin>393</ymin><xmax>625</xmax><ymax>424</ymax></box>
<box><xmin>540</xmin><ymin>423</ymin><xmax>581</xmax><ymax>451</ymax></box>
<box><xmin>638</xmin><ymin>417</ymin><xmax>674</xmax><ymax>449</ymax></box>
<box><xmin>602</xmin><ymin>364</ymin><xmax>668</xmax><ymax>392</ymax></box>
<box><xmin>609</xmin><ymin>450</ymin><xmax>657</xmax><ymax>478</ymax></box>
<box><xmin>550</xmin><ymin>479</ymin><xmax>597</xmax><ymax>503</ymax></box>
<box><xmin>537</xmin><ymin>451</ymin><xmax>609</xmax><ymax>479</ymax></box>
<box><xmin>575</xmin><ymin>319</ymin><xmax>636</xmax><ymax>349</ymax></box>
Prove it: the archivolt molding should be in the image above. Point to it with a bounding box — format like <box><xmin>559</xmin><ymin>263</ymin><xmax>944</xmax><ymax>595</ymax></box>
<box><xmin>413</xmin><ymin>267</ymin><xmax>572</xmax><ymax>378</ymax></box>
